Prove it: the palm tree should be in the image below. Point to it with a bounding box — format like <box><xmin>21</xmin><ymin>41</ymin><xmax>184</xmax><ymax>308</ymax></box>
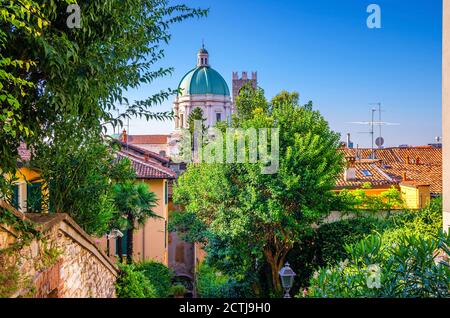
<box><xmin>112</xmin><ymin>182</ymin><xmax>158</xmax><ymax>264</ymax></box>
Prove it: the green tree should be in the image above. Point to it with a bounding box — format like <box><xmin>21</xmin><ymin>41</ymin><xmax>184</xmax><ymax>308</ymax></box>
<box><xmin>112</xmin><ymin>182</ymin><xmax>158</xmax><ymax>264</ymax></box>
<box><xmin>188</xmin><ymin>107</ymin><xmax>206</xmax><ymax>134</ymax></box>
<box><xmin>233</xmin><ymin>83</ymin><xmax>268</xmax><ymax>122</ymax></box>
<box><xmin>173</xmin><ymin>91</ymin><xmax>344</xmax><ymax>293</ymax></box>
<box><xmin>271</xmin><ymin>91</ymin><xmax>300</xmax><ymax>109</ymax></box>
<box><xmin>32</xmin><ymin>119</ymin><xmax>135</xmax><ymax>235</ymax></box>
<box><xmin>1</xmin><ymin>0</ymin><xmax>207</xmax><ymax>196</ymax></box>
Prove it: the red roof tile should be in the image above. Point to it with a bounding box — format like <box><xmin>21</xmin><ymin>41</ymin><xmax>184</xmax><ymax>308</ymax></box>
<box><xmin>118</xmin><ymin>141</ymin><xmax>170</xmax><ymax>164</ymax></box>
<box><xmin>337</xmin><ymin>147</ymin><xmax>442</xmax><ymax>193</ymax></box>
<box><xmin>117</xmin><ymin>151</ymin><xmax>176</xmax><ymax>180</ymax></box>
<box><xmin>335</xmin><ymin>161</ymin><xmax>396</xmax><ymax>189</ymax></box>
<box><xmin>125</xmin><ymin>135</ymin><xmax>169</xmax><ymax>145</ymax></box>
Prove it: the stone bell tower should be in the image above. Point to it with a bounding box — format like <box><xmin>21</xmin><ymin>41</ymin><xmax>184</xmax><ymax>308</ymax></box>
<box><xmin>232</xmin><ymin>71</ymin><xmax>257</xmax><ymax>107</ymax></box>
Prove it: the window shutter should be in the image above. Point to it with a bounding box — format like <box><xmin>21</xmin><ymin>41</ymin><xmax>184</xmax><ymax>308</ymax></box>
<box><xmin>27</xmin><ymin>182</ymin><xmax>42</xmax><ymax>212</ymax></box>
<box><xmin>115</xmin><ymin>231</ymin><xmax>128</xmax><ymax>256</ymax></box>
<box><xmin>12</xmin><ymin>185</ymin><xmax>19</xmax><ymax>209</ymax></box>
<box><xmin>164</xmin><ymin>181</ymin><xmax>169</xmax><ymax>205</ymax></box>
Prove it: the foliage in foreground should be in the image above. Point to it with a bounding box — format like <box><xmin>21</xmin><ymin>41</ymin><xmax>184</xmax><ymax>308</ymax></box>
<box><xmin>289</xmin><ymin>198</ymin><xmax>443</xmax><ymax>293</ymax></box>
<box><xmin>134</xmin><ymin>261</ymin><xmax>173</xmax><ymax>298</ymax></box>
<box><xmin>305</xmin><ymin>231</ymin><xmax>450</xmax><ymax>298</ymax></box>
<box><xmin>116</xmin><ymin>264</ymin><xmax>157</xmax><ymax>298</ymax></box>
<box><xmin>32</xmin><ymin>122</ymin><xmax>135</xmax><ymax>236</ymax></box>
<box><xmin>1</xmin><ymin>0</ymin><xmax>207</xmax><ymax>197</ymax></box>
<box><xmin>196</xmin><ymin>263</ymin><xmax>255</xmax><ymax>298</ymax></box>
<box><xmin>116</xmin><ymin>261</ymin><xmax>172</xmax><ymax>298</ymax></box>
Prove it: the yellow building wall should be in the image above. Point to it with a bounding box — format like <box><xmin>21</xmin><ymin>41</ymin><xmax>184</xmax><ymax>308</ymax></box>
<box><xmin>400</xmin><ymin>184</ymin><xmax>430</xmax><ymax>210</ymax></box>
<box><xmin>335</xmin><ymin>185</ymin><xmax>430</xmax><ymax>210</ymax></box>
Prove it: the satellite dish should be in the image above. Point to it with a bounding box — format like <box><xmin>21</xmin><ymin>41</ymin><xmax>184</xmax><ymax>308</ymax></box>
<box><xmin>375</xmin><ymin>137</ymin><xmax>384</xmax><ymax>147</ymax></box>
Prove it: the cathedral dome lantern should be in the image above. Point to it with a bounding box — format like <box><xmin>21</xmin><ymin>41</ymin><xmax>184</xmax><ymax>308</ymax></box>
<box><xmin>197</xmin><ymin>46</ymin><xmax>209</xmax><ymax>67</ymax></box>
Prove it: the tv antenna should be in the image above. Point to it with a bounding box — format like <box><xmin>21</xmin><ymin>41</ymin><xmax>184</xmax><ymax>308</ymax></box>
<box><xmin>348</xmin><ymin>103</ymin><xmax>399</xmax><ymax>159</ymax></box>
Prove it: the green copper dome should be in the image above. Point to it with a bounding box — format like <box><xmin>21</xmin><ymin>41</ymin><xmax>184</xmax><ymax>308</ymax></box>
<box><xmin>178</xmin><ymin>66</ymin><xmax>230</xmax><ymax>96</ymax></box>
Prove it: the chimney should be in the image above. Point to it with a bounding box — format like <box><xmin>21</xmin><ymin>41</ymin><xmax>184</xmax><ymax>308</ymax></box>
<box><xmin>344</xmin><ymin>156</ymin><xmax>357</xmax><ymax>181</ymax></box>
<box><xmin>402</xmin><ymin>172</ymin><xmax>407</xmax><ymax>182</ymax></box>
<box><xmin>406</xmin><ymin>155</ymin><xmax>410</xmax><ymax>164</ymax></box>
<box><xmin>122</xmin><ymin>129</ymin><xmax>127</xmax><ymax>143</ymax></box>
<box><xmin>416</xmin><ymin>156</ymin><xmax>420</xmax><ymax>165</ymax></box>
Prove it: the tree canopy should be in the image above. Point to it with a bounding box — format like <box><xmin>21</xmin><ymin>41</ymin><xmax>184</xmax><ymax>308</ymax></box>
<box><xmin>172</xmin><ymin>88</ymin><xmax>344</xmax><ymax>293</ymax></box>
<box><xmin>1</xmin><ymin>0</ymin><xmax>207</xmax><ymax>195</ymax></box>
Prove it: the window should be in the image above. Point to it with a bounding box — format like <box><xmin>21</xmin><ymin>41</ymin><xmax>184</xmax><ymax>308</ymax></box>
<box><xmin>361</xmin><ymin>170</ymin><xmax>372</xmax><ymax>177</ymax></box>
<box><xmin>159</xmin><ymin>150</ymin><xmax>166</xmax><ymax>157</ymax></box>
<box><xmin>12</xmin><ymin>184</ymin><xmax>19</xmax><ymax>209</ymax></box>
<box><xmin>216</xmin><ymin>113</ymin><xmax>222</xmax><ymax>123</ymax></box>
<box><xmin>164</xmin><ymin>181</ymin><xmax>169</xmax><ymax>205</ymax></box>
<box><xmin>180</xmin><ymin>114</ymin><xmax>184</xmax><ymax>128</ymax></box>
<box><xmin>27</xmin><ymin>182</ymin><xmax>42</xmax><ymax>212</ymax></box>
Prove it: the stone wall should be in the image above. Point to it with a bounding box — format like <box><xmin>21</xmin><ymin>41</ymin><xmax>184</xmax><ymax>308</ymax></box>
<box><xmin>0</xmin><ymin>205</ymin><xmax>117</xmax><ymax>298</ymax></box>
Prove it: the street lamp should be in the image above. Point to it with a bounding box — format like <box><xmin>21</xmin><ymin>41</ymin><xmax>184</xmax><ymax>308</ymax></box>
<box><xmin>106</xmin><ymin>229</ymin><xmax>123</xmax><ymax>257</ymax></box>
<box><xmin>279</xmin><ymin>262</ymin><xmax>296</xmax><ymax>298</ymax></box>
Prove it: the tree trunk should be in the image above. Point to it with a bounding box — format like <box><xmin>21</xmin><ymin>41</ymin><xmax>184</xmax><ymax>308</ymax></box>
<box><xmin>264</xmin><ymin>247</ymin><xmax>290</xmax><ymax>295</ymax></box>
<box><xmin>126</xmin><ymin>214</ymin><xmax>135</xmax><ymax>264</ymax></box>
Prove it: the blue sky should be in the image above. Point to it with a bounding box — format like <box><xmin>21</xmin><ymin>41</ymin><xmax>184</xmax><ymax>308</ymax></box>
<box><xmin>111</xmin><ymin>0</ymin><xmax>443</xmax><ymax>148</ymax></box>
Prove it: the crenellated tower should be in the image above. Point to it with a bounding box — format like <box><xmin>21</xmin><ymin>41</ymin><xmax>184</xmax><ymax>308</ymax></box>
<box><xmin>232</xmin><ymin>71</ymin><xmax>258</xmax><ymax>107</ymax></box>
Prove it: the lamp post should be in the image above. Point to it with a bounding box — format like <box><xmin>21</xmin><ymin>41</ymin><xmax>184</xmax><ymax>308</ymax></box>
<box><xmin>279</xmin><ymin>262</ymin><xmax>296</xmax><ymax>298</ymax></box>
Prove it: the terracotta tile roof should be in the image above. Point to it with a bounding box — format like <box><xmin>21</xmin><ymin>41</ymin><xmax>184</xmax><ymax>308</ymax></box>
<box><xmin>117</xmin><ymin>150</ymin><xmax>176</xmax><ymax>180</ymax></box>
<box><xmin>337</xmin><ymin>147</ymin><xmax>442</xmax><ymax>193</ymax></box>
<box><xmin>125</xmin><ymin>135</ymin><xmax>169</xmax><ymax>145</ymax></box>
<box><xmin>383</xmin><ymin>162</ymin><xmax>442</xmax><ymax>193</ymax></box>
<box><xmin>118</xmin><ymin>141</ymin><xmax>170</xmax><ymax>165</ymax></box>
<box><xmin>340</xmin><ymin>147</ymin><xmax>442</xmax><ymax>165</ymax></box>
<box><xmin>335</xmin><ymin>161</ymin><xmax>397</xmax><ymax>189</ymax></box>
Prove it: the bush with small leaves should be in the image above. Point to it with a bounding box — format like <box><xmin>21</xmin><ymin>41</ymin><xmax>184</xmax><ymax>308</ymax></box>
<box><xmin>304</xmin><ymin>231</ymin><xmax>450</xmax><ymax>298</ymax></box>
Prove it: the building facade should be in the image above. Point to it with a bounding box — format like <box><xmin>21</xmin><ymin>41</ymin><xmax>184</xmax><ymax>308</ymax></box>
<box><xmin>444</xmin><ymin>0</ymin><xmax>450</xmax><ymax>232</ymax></box>
<box><xmin>100</xmin><ymin>143</ymin><xmax>176</xmax><ymax>265</ymax></box>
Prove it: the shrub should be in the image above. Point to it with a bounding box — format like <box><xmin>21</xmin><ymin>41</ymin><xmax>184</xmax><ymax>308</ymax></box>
<box><xmin>377</xmin><ymin>197</ymin><xmax>443</xmax><ymax>249</ymax></box>
<box><xmin>115</xmin><ymin>264</ymin><xmax>157</xmax><ymax>298</ymax></box>
<box><xmin>170</xmin><ymin>284</ymin><xmax>187</xmax><ymax>297</ymax></box>
<box><xmin>135</xmin><ymin>261</ymin><xmax>172</xmax><ymax>298</ymax></box>
<box><xmin>304</xmin><ymin>231</ymin><xmax>450</xmax><ymax>298</ymax></box>
<box><xmin>196</xmin><ymin>263</ymin><xmax>250</xmax><ymax>298</ymax></box>
<box><xmin>289</xmin><ymin>198</ymin><xmax>443</xmax><ymax>295</ymax></box>
<box><xmin>316</xmin><ymin>216</ymin><xmax>384</xmax><ymax>265</ymax></box>
<box><xmin>286</xmin><ymin>216</ymin><xmax>382</xmax><ymax>292</ymax></box>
